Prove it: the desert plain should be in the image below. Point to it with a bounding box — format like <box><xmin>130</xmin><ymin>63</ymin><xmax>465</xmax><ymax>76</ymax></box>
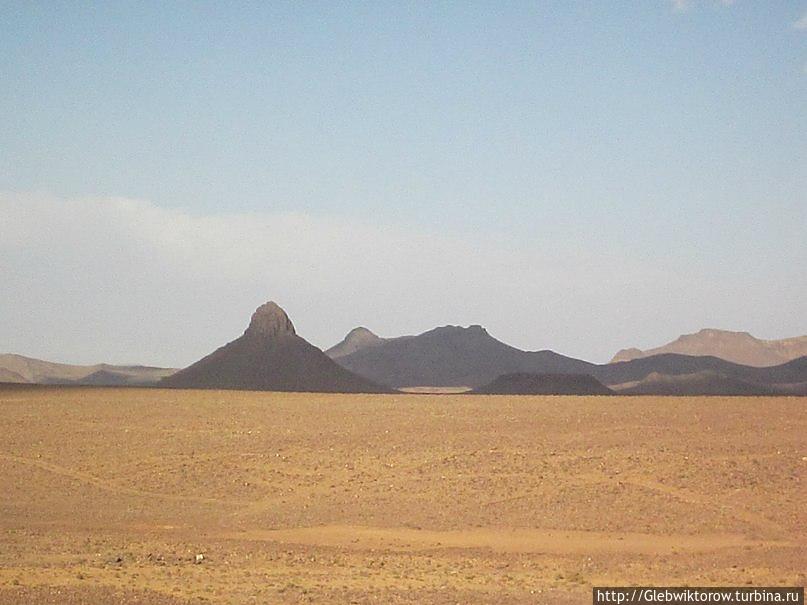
<box><xmin>0</xmin><ymin>387</ymin><xmax>804</xmax><ymax>604</ymax></box>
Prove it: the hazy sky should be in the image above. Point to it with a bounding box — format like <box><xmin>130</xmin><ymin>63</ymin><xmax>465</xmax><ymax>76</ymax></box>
<box><xmin>1</xmin><ymin>2</ymin><xmax>805</xmax><ymax>367</ymax></box>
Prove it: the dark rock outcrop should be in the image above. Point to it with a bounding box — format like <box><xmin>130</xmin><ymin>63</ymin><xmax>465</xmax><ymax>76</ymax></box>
<box><xmin>161</xmin><ymin>301</ymin><xmax>388</xmax><ymax>393</ymax></box>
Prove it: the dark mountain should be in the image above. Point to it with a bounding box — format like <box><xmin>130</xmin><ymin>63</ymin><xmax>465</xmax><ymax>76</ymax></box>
<box><xmin>473</xmin><ymin>373</ymin><xmax>613</xmax><ymax>395</ymax></box>
<box><xmin>333</xmin><ymin>324</ymin><xmax>807</xmax><ymax>391</ymax></box>
<box><xmin>161</xmin><ymin>302</ymin><xmax>388</xmax><ymax>393</ymax></box>
<box><xmin>334</xmin><ymin>325</ymin><xmax>594</xmax><ymax>388</ymax></box>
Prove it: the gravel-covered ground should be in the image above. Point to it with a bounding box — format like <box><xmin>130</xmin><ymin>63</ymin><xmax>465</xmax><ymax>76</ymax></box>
<box><xmin>0</xmin><ymin>387</ymin><xmax>804</xmax><ymax>604</ymax></box>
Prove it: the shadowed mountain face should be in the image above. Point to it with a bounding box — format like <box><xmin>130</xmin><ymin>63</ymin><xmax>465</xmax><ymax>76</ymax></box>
<box><xmin>333</xmin><ymin>325</ymin><xmax>594</xmax><ymax>388</ymax></box>
<box><xmin>600</xmin><ymin>354</ymin><xmax>807</xmax><ymax>386</ymax></box>
<box><xmin>161</xmin><ymin>302</ymin><xmax>388</xmax><ymax>393</ymax></box>
<box><xmin>614</xmin><ymin>371</ymin><xmax>780</xmax><ymax>396</ymax></box>
<box><xmin>0</xmin><ymin>353</ymin><xmax>176</xmax><ymax>386</ymax></box>
<box><xmin>473</xmin><ymin>373</ymin><xmax>613</xmax><ymax>395</ymax></box>
<box><xmin>611</xmin><ymin>329</ymin><xmax>807</xmax><ymax>367</ymax></box>
<box><xmin>333</xmin><ymin>325</ymin><xmax>807</xmax><ymax>391</ymax></box>
<box><xmin>7</xmin><ymin>316</ymin><xmax>807</xmax><ymax>395</ymax></box>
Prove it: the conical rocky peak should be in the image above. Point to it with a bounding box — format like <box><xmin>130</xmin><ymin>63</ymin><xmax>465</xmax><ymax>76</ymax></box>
<box><xmin>245</xmin><ymin>301</ymin><xmax>296</xmax><ymax>338</ymax></box>
<box><xmin>345</xmin><ymin>327</ymin><xmax>379</xmax><ymax>341</ymax></box>
<box><xmin>325</xmin><ymin>326</ymin><xmax>385</xmax><ymax>359</ymax></box>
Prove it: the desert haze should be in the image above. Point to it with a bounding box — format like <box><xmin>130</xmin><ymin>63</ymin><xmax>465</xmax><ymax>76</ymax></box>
<box><xmin>0</xmin><ymin>387</ymin><xmax>804</xmax><ymax>604</ymax></box>
<box><xmin>3</xmin><ymin>303</ymin><xmax>807</xmax><ymax>398</ymax></box>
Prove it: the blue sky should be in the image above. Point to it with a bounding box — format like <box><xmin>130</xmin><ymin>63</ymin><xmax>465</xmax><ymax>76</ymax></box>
<box><xmin>1</xmin><ymin>2</ymin><xmax>805</xmax><ymax>366</ymax></box>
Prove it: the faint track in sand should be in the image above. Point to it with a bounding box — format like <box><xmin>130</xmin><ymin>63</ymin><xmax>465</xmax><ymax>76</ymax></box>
<box><xmin>222</xmin><ymin>525</ymin><xmax>796</xmax><ymax>555</ymax></box>
<box><xmin>616</xmin><ymin>475</ymin><xmax>789</xmax><ymax>537</ymax></box>
<box><xmin>0</xmin><ymin>453</ymin><xmax>250</xmax><ymax>506</ymax></box>
<box><xmin>481</xmin><ymin>471</ymin><xmax>789</xmax><ymax>538</ymax></box>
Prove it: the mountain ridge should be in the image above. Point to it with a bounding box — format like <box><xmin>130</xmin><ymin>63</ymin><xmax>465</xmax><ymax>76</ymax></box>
<box><xmin>333</xmin><ymin>324</ymin><xmax>807</xmax><ymax>390</ymax></box>
<box><xmin>0</xmin><ymin>353</ymin><xmax>176</xmax><ymax>386</ymax></box>
<box><xmin>611</xmin><ymin>328</ymin><xmax>807</xmax><ymax>367</ymax></box>
<box><xmin>613</xmin><ymin>370</ymin><xmax>785</xmax><ymax>396</ymax></box>
<box><xmin>333</xmin><ymin>324</ymin><xmax>594</xmax><ymax>388</ymax></box>
<box><xmin>6</xmin><ymin>319</ymin><xmax>807</xmax><ymax>395</ymax></box>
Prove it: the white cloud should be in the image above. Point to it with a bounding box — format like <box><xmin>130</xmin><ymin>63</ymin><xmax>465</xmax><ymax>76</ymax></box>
<box><xmin>2</xmin><ymin>191</ymin><xmax>659</xmax><ymax>366</ymax></box>
<box><xmin>794</xmin><ymin>12</ymin><xmax>807</xmax><ymax>30</ymax></box>
<box><xmin>1</xmin><ymin>191</ymin><xmax>802</xmax><ymax>368</ymax></box>
<box><xmin>670</xmin><ymin>0</ymin><xmax>735</xmax><ymax>11</ymax></box>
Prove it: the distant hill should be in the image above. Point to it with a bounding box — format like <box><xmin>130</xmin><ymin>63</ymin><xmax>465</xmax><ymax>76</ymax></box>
<box><xmin>161</xmin><ymin>302</ymin><xmax>388</xmax><ymax>393</ymax></box>
<box><xmin>77</xmin><ymin>370</ymin><xmax>135</xmax><ymax>386</ymax></box>
<box><xmin>473</xmin><ymin>373</ymin><xmax>613</xmax><ymax>395</ymax></box>
<box><xmin>598</xmin><ymin>353</ymin><xmax>807</xmax><ymax>387</ymax></box>
<box><xmin>614</xmin><ymin>371</ymin><xmax>778</xmax><ymax>396</ymax></box>
<box><xmin>7</xmin><ymin>316</ymin><xmax>807</xmax><ymax>395</ymax></box>
<box><xmin>333</xmin><ymin>324</ymin><xmax>807</xmax><ymax>392</ymax></box>
<box><xmin>611</xmin><ymin>329</ymin><xmax>807</xmax><ymax>367</ymax></box>
<box><xmin>0</xmin><ymin>367</ymin><xmax>27</xmax><ymax>383</ymax></box>
<box><xmin>0</xmin><ymin>353</ymin><xmax>176</xmax><ymax>386</ymax></box>
<box><xmin>325</xmin><ymin>327</ymin><xmax>411</xmax><ymax>359</ymax></box>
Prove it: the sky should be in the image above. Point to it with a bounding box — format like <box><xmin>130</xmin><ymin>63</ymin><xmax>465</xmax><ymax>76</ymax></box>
<box><xmin>1</xmin><ymin>1</ymin><xmax>805</xmax><ymax>367</ymax></box>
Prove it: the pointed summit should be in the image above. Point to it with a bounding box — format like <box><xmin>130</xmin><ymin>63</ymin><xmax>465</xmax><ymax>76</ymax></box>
<box><xmin>246</xmin><ymin>301</ymin><xmax>295</xmax><ymax>338</ymax></box>
<box><xmin>326</xmin><ymin>326</ymin><xmax>389</xmax><ymax>359</ymax></box>
<box><xmin>162</xmin><ymin>301</ymin><xmax>388</xmax><ymax>393</ymax></box>
<box><xmin>348</xmin><ymin>326</ymin><xmax>377</xmax><ymax>339</ymax></box>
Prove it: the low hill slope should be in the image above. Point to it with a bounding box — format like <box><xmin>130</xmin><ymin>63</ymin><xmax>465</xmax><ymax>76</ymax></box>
<box><xmin>473</xmin><ymin>373</ymin><xmax>613</xmax><ymax>395</ymax></box>
<box><xmin>0</xmin><ymin>353</ymin><xmax>176</xmax><ymax>386</ymax></box>
<box><xmin>614</xmin><ymin>371</ymin><xmax>777</xmax><ymax>396</ymax></box>
<box><xmin>0</xmin><ymin>367</ymin><xmax>27</xmax><ymax>383</ymax></box>
<box><xmin>596</xmin><ymin>354</ymin><xmax>807</xmax><ymax>386</ymax></box>
<box><xmin>611</xmin><ymin>329</ymin><xmax>807</xmax><ymax>367</ymax></box>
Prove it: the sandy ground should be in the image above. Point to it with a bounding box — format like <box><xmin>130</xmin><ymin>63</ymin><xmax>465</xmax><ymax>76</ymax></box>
<box><xmin>0</xmin><ymin>387</ymin><xmax>804</xmax><ymax>604</ymax></box>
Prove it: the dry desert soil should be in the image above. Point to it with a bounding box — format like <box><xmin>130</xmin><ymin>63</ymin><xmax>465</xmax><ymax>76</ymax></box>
<box><xmin>0</xmin><ymin>387</ymin><xmax>804</xmax><ymax>604</ymax></box>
